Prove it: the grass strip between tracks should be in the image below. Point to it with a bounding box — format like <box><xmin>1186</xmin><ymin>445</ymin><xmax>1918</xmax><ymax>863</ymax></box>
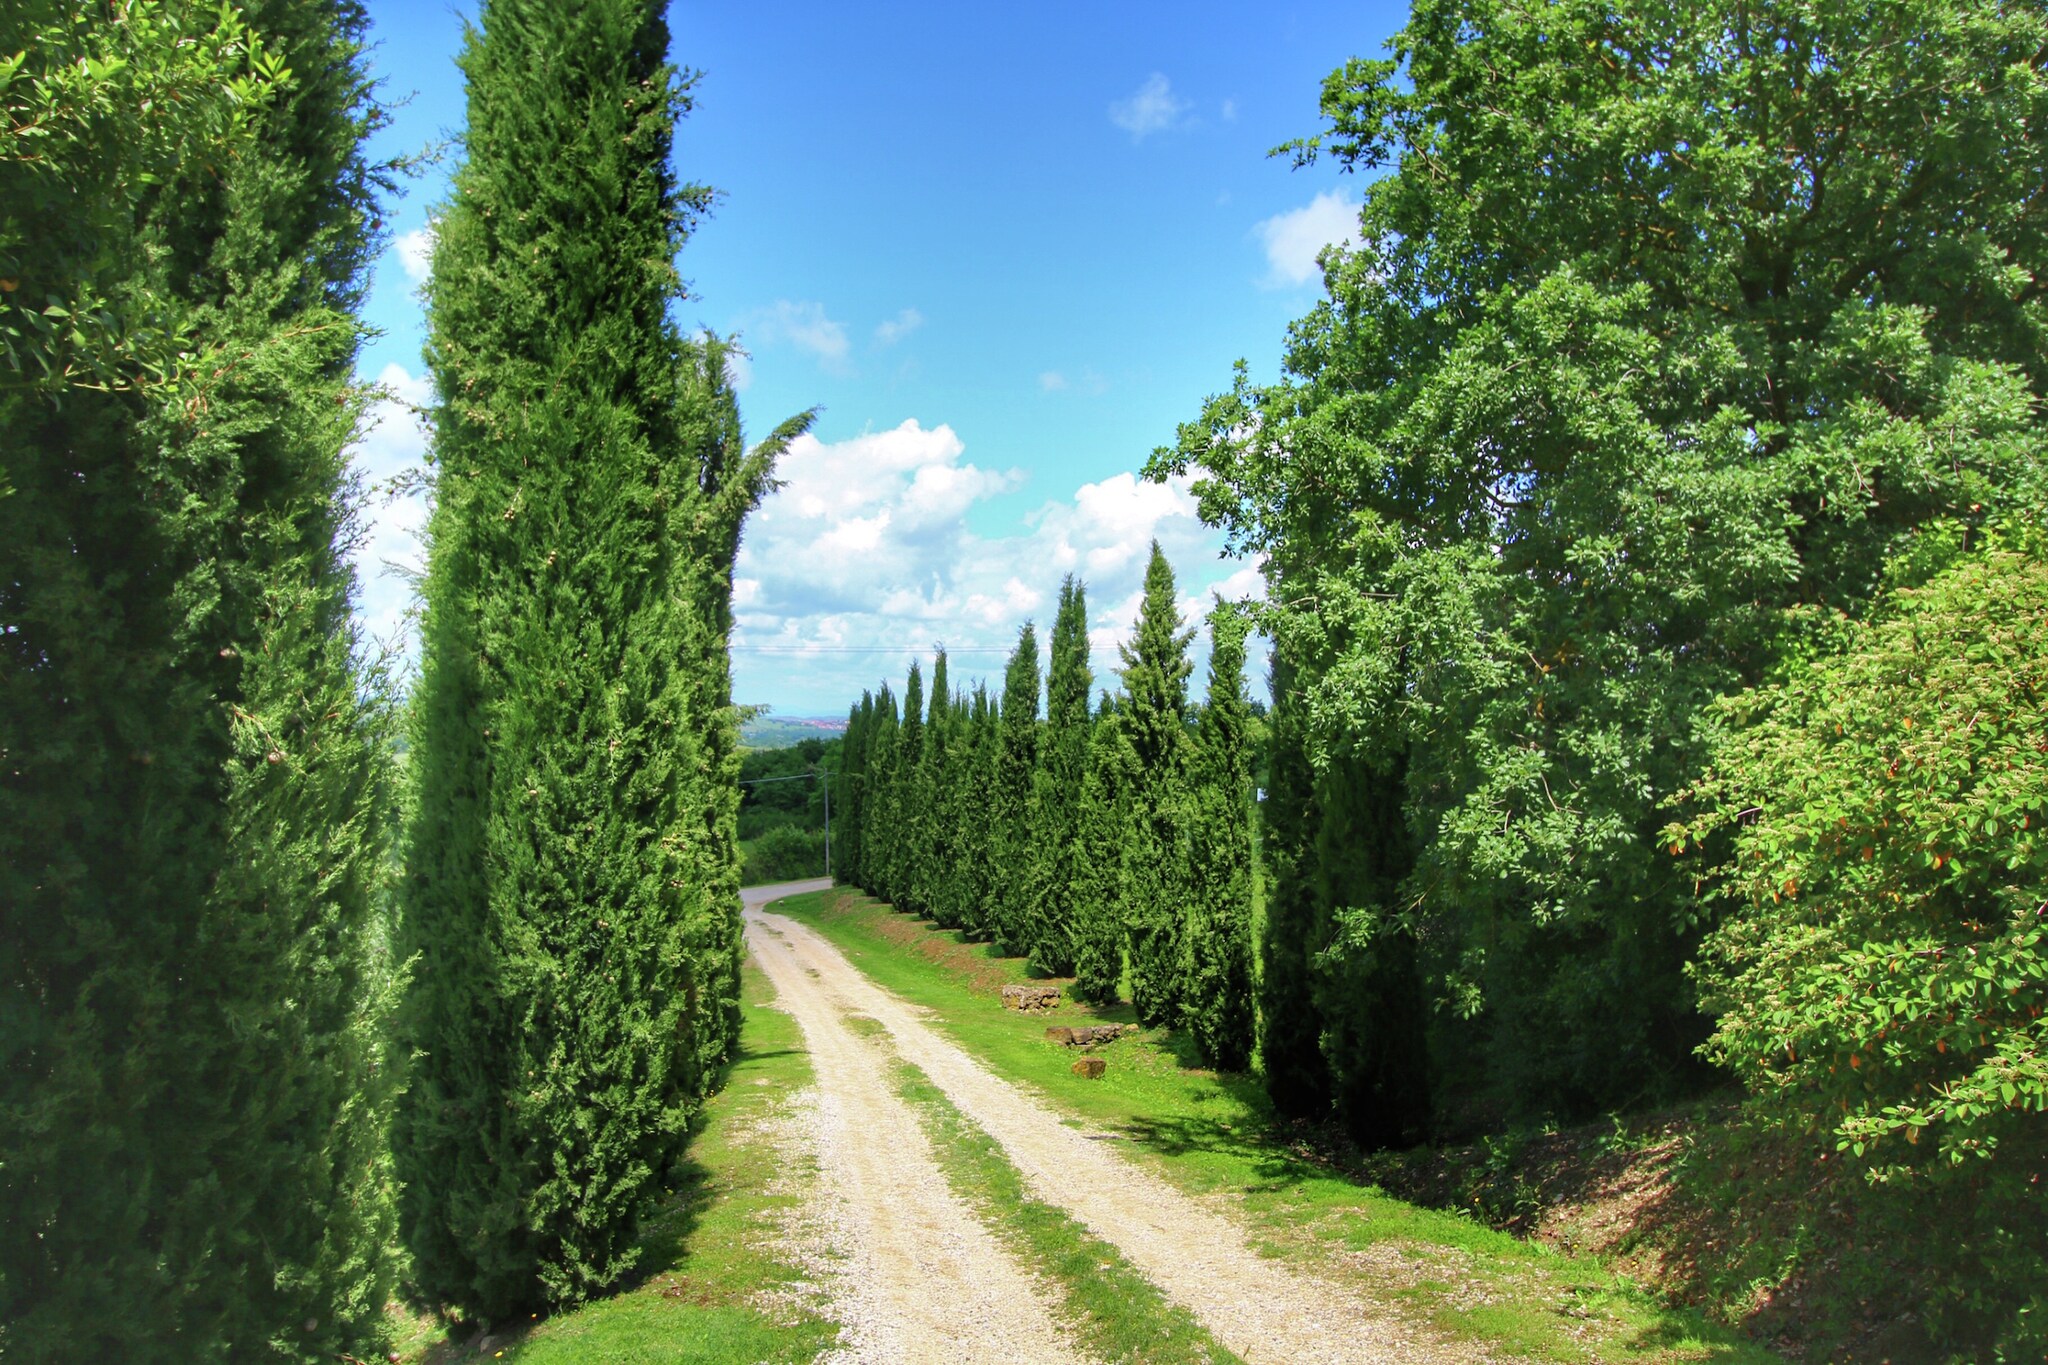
<box><xmin>844</xmin><ymin>1006</ymin><xmax>1243</xmax><ymax>1365</ymax></box>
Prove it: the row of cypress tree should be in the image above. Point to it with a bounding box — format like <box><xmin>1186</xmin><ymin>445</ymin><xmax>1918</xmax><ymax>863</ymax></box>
<box><xmin>3</xmin><ymin>0</ymin><xmax>787</xmax><ymax>1355</ymax></box>
<box><xmin>834</xmin><ymin>544</ymin><xmax>1259</xmax><ymax>1069</ymax></box>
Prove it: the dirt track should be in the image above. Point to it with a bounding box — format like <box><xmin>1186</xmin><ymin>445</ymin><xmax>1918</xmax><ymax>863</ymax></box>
<box><xmin>739</xmin><ymin>882</ymin><xmax>1085</xmax><ymax>1365</ymax></box>
<box><xmin>741</xmin><ymin>881</ymin><xmax>1463</xmax><ymax>1365</ymax></box>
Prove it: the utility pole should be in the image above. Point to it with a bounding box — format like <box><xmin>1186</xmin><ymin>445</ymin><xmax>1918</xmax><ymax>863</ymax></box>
<box><xmin>821</xmin><ymin>764</ymin><xmax>831</xmax><ymax>882</ymax></box>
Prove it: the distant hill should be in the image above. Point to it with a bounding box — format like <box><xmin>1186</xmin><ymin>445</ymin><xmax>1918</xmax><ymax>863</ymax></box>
<box><xmin>740</xmin><ymin>713</ymin><xmax>849</xmax><ymax>749</ymax></box>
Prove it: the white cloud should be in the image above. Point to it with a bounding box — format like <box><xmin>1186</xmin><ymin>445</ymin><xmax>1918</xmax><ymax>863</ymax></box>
<box><xmin>1109</xmin><ymin>73</ymin><xmax>1190</xmax><ymax>140</ymax></box>
<box><xmin>1038</xmin><ymin>371</ymin><xmax>1068</xmax><ymax>392</ymax></box>
<box><xmin>731</xmin><ymin>421</ymin><xmax>1263</xmax><ymax>713</ymax></box>
<box><xmin>748</xmin><ymin>300</ymin><xmax>851</xmax><ymax>370</ymax></box>
<box><xmin>393</xmin><ymin>225</ymin><xmax>434</xmax><ymax>285</ymax></box>
<box><xmin>1221</xmin><ymin>98</ymin><xmax>1238</xmax><ymax>122</ymax></box>
<box><xmin>1254</xmin><ymin>189</ymin><xmax>1360</xmax><ymax>287</ymax></box>
<box><xmin>874</xmin><ymin>308</ymin><xmax>924</xmax><ymax>346</ymax></box>
<box><xmin>345</xmin><ymin>363</ymin><xmax>433</xmax><ymax>655</ymax></box>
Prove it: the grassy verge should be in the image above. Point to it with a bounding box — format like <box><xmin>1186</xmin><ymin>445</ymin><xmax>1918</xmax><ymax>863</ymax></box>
<box><xmin>766</xmin><ymin>887</ymin><xmax>1782</xmax><ymax>1365</ymax></box>
<box><xmin>390</xmin><ymin>959</ymin><xmax>840</xmax><ymax>1365</ymax></box>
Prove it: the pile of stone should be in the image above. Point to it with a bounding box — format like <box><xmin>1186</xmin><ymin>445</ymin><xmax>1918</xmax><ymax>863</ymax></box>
<box><xmin>999</xmin><ymin>983</ymin><xmax>1062</xmax><ymax>1012</ymax></box>
<box><xmin>1042</xmin><ymin>1024</ymin><xmax>1130</xmax><ymax>1048</ymax></box>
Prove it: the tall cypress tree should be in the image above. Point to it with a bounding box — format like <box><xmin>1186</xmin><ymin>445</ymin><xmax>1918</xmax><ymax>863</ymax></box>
<box><xmin>1120</xmin><ymin>542</ymin><xmax>1196</xmax><ymax>1026</ymax></box>
<box><xmin>1026</xmin><ymin>578</ymin><xmax>1092</xmax><ymax>975</ymax></box>
<box><xmin>834</xmin><ymin>692</ymin><xmax>872</xmax><ymax>884</ymax></box>
<box><xmin>1257</xmin><ymin>643</ymin><xmax>1332</xmax><ymax>1118</ymax></box>
<box><xmin>859</xmin><ymin>686</ymin><xmax>899</xmax><ymax>896</ymax></box>
<box><xmin>1072</xmin><ymin>695</ymin><xmax>1135</xmax><ymax>1004</ymax></box>
<box><xmin>886</xmin><ymin>660</ymin><xmax>926</xmax><ymax>910</ymax></box>
<box><xmin>397</xmin><ymin>0</ymin><xmax>803</xmax><ymax>1318</ymax></box>
<box><xmin>949</xmin><ymin>684</ymin><xmax>998</xmax><ymax>937</ymax></box>
<box><xmin>910</xmin><ymin>651</ymin><xmax>955</xmax><ymax>917</ymax></box>
<box><xmin>988</xmin><ymin>624</ymin><xmax>1042</xmax><ymax>956</ymax></box>
<box><xmin>1</xmin><ymin>3</ymin><xmax>403</xmax><ymax>1358</ymax></box>
<box><xmin>1312</xmin><ymin>748</ymin><xmax>1432</xmax><ymax>1149</ymax></box>
<box><xmin>1186</xmin><ymin>602</ymin><xmax>1256</xmax><ymax>1071</ymax></box>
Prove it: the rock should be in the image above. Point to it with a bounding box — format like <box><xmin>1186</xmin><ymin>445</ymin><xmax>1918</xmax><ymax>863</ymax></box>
<box><xmin>1001</xmin><ymin>983</ymin><xmax>1061</xmax><ymax>1011</ymax></box>
<box><xmin>1045</xmin><ymin>1023</ymin><xmax>1127</xmax><ymax>1047</ymax></box>
<box><xmin>1071</xmin><ymin>1056</ymin><xmax>1107</xmax><ymax>1079</ymax></box>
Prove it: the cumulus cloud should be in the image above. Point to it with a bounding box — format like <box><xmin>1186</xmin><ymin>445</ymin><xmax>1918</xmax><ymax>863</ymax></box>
<box><xmin>1109</xmin><ymin>73</ymin><xmax>1190</xmax><ymax>140</ymax></box>
<box><xmin>344</xmin><ymin>363</ymin><xmax>433</xmax><ymax>654</ymax></box>
<box><xmin>393</xmin><ymin>225</ymin><xmax>434</xmax><ymax>285</ymax></box>
<box><xmin>1254</xmin><ymin>189</ymin><xmax>1360</xmax><ymax>287</ymax></box>
<box><xmin>873</xmin><ymin>308</ymin><xmax>924</xmax><ymax>346</ymax></box>
<box><xmin>731</xmin><ymin>421</ymin><xmax>1264</xmax><ymax>712</ymax></box>
<box><xmin>748</xmin><ymin>300</ymin><xmax>851</xmax><ymax>370</ymax></box>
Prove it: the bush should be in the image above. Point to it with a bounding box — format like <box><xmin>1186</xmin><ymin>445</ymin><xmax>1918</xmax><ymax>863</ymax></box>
<box><xmin>1673</xmin><ymin>550</ymin><xmax>2048</xmax><ymax>1353</ymax></box>
<box><xmin>742</xmin><ymin>825</ymin><xmax>828</xmax><ymax>885</ymax></box>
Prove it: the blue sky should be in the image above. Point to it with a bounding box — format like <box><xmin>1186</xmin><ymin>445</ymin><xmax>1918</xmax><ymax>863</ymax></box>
<box><xmin>349</xmin><ymin>1</ymin><xmax>1409</xmax><ymax>715</ymax></box>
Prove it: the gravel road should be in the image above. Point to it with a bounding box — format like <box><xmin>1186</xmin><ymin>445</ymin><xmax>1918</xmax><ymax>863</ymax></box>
<box><xmin>741</xmin><ymin>882</ymin><xmax>1468</xmax><ymax>1365</ymax></box>
<box><xmin>739</xmin><ymin>881</ymin><xmax>1089</xmax><ymax>1365</ymax></box>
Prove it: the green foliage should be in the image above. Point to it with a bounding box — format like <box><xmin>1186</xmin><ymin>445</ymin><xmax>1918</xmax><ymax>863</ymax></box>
<box><xmin>397</xmin><ymin>0</ymin><xmax>805</xmax><ymax>1320</ymax></box>
<box><xmin>1072</xmin><ymin>698</ymin><xmax>1135</xmax><ymax>1005</ymax></box>
<box><xmin>886</xmin><ymin>660</ymin><xmax>926</xmax><ymax>911</ymax></box>
<box><xmin>741</xmin><ymin>825</ymin><xmax>829</xmax><ymax>885</ymax></box>
<box><xmin>1185</xmin><ymin>602</ymin><xmax>1257</xmax><ymax>1071</ymax></box>
<box><xmin>988</xmin><ymin>623</ymin><xmax>1042</xmax><ymax>956</ymax></box>
<box><xmin>858</xmin><ymin>686</ymin><xmax>900</xmax><ymax>899</ymax></box>
<box><xmin>909</xmin><ymin>651</ymin><xmax>957</xmax><ymax>917</ymax></box>
<box><xmin>943</xmin><ymin>684</ymin><xmax>999</xmax><ymax>935</ymax></box>
<box><xmin>1027</xmin><ymin>578</ymin><xmax>1093</xmax><ymax>975</ymax></box>
<box><xmin>1673</xmin><ymin>551</ymin><xmax>2048</xmax><ymax>1351</ymax></box>
<box><xmin>1119</xmin><ymin>544</ymin><xmax>1196</xmax><ymax>1027</ymax></box>
<box><xmin>0</xmin><ymin>0</ymin><xmax>293</xmax><ymax>393</ymax></box>
<box><xmin>833</xmin><ymin>693</ymin><xmax>873</xmax><ymax>883</ymax></box>
<box><xmin>1256</xmin><ymin>648</ymin><xmax>1331</xmax><ymax>1118</ymax></box>
<box><xmin>1157</xmin><ymin>0</ymin><xmax>2048</xmax><ymax>1124</ymax></box>
<box><xmin>0</xmin><ymin>3</ymin><xmax>403</xmax><ymax>1359</ymax></box>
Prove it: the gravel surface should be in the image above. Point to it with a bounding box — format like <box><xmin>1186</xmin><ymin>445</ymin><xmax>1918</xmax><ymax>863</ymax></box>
<box><xmin>741</xmin><ymin>885</ymin><xmax>1090</xmax><ymax>1365</ymax></box>
<box><xmin>744</xmin><ymin>888</ymin><xmax>1479</xmax><ymax>1365</ymax></box>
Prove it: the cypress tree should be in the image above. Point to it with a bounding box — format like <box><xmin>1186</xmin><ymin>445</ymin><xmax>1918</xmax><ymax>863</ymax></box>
<box><xmin>1</xmin><ymin>3</ymin><xmax>403</xmax><ymax>1358</ymax></box>
<box><xmin>1186</xmin><ymin>602</ymin><xmax>1256</xmax><ymax>1071</ymax></box>
<box><xmin>886</xmin><ymin>660</ymin><xmax>926</xmax><ymax>910</ymax></box>
<box><xmin>949</xmin><ymin>684</ymin><xmax>999</xmax><ymax>937</ymax></box>
<box><xmin>1258</xmin><ymin>645</ymin><xmax>1333</xmax><ymax>1118</ymax></box>
<box><xmin>1119</xmin><ymin>542</ymin><xmax>1195</xmax><ymax>1026</ymax></box>
<box><xmin>909</xmin><ymin>651</ymin><xmax>955</xmax><ymax>917</ymax></box>
<box><xmin>1312</xmin><ymin>748</ymin><xmax>1433</xmax><ymax>1149</ymax></box>
<box><xmin>1072</xmin><ymin>696</ymin><xmax>1135</xmax><ymax>1004</ymax></box>
<box><xmin>1026</xmin><ymin>578</ymin><xmax>1092</xmax><ymax>975</ymax></box>
<box><xmin>859</xmin><ymin>686</ymin><xmax>899</xmax><ymax>896</ymax></box>
<box><xmin>834</xmin><ymin>692</ymin><xmax>872</xmax><ymax>883</ymax></box>
<box><xmin>988</xmin><ymin>624</ymin><xmax>1042</xmax><ymax>956</ymax></box>
<box><xmin>397</xmin><ymin>0</ymin><xmax>802</xmax><ymax>1318</ymax></box>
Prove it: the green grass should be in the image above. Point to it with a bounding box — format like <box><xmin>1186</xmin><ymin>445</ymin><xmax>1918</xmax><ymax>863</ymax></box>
<box><xmin>392</xmin><ymin>960</ymin><xmax>841</xmax><ymax>1364</ymax></box>
<box><xmin>764</xmin><ymin>887</ymin><xmax>1784</xmax><ymax>1365</ymax></box>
